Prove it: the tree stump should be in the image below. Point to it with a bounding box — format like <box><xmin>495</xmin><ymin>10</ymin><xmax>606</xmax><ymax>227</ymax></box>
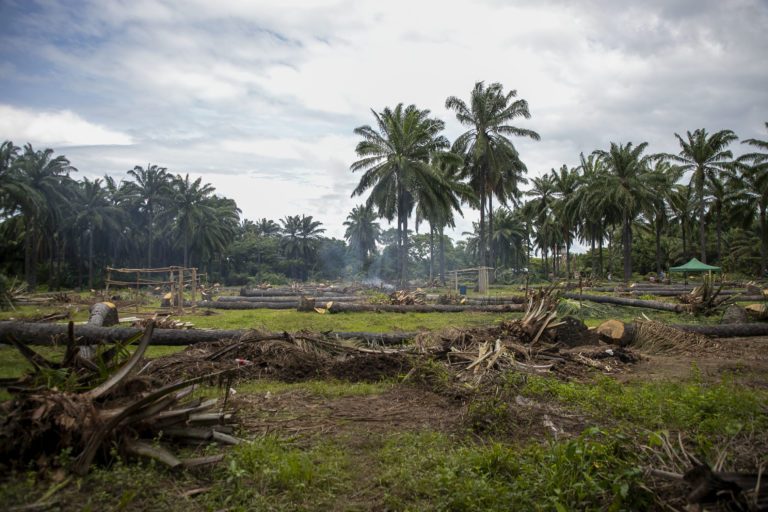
<box><xmin>596</xmin><ymin>320</ymin><xmax>636</xmax><ymax>346</ymax></box>
<box><xmin>297</xmin><ymin>296</ymin><xmax>316</xmax><ymax>312</ymax></box>
<box><xmin>720</xmin><ymin>304</ymin><xmax>748</xmax><ymax>324</ymax></box>
<box><xmin>87</xmin><ymin>302</ymin><xmax>119</xmax><ymax>327</ymax></box>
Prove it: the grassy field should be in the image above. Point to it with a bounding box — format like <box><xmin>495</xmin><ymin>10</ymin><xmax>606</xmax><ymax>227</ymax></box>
<box><xmin>0</xmin><ymin>284</ymin><xmax>766</xmax><ymax>510</ymax></box>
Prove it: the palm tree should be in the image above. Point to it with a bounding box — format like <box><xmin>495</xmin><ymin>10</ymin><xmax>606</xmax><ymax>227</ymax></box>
<box><xmin>73</xmin><ymin>178</ymin><xmax>124</xmax><ymax>288</ymax></box>
<box><xmin>666</xmin><ymin>128</ymin><xmax>738</xmax><ymax>263</ymax></box>
<box><xmin>254</xmin><ymin>218</ymin><xmax>281</xmax><ymax>237</ymax></box>
<box><xmin>343</xmin><ymin>204</ymin><xmax>381</xmax><ymax>272</ymax></box>
<box><xmin>573</xmin><ymin>152</ymin><xmax>609</xmax><ymax>275</ymax></box>
<box><xmin>126</xmin><ymin>164</ymin><xmax>171</xmax><ymax>268</ymax></box>
<box><xmin>191</xmin><ymin>196</ymin><xmax>240</xmax><ymax>279</ymax></box>
<box><xmin>644</xmin><ymin>159</ymin><xmax>681</xmax><ymax>273</ymax></box>
<box><xmin>524</xmin><ymin>174</ymin><xmax>556</xmax><ymax>274</ymax></box>
<box><xmin>167</xmin><ymin>174</ymin><xmax>216</xmax><ymax>268</ymax></box>
<box><xmin>446</xmin><ymin>81</ymin><xmax>540</xmax><ymax>269</ymax></box>
<box><xmin>15</xmin><ymin>144</ymin><xmax>76</xmax><ymax>290</ymax></box>
<box><xmin>667</xmin><ymin>184</ymin><xmax>695</xmax><ymax>264</ymax></box>
<box><xmin>735</xmin><ymin>122</ymin><xmax>768</xmax><ymax>275</ymax></box>
<box><xmin>281</xmin><ymin>214</ymin><xmax>325</xmax><ymax>280</ymax></box>
<box><xmin>594</xmin><ymin>142</ymin><xmax>655</xmax><ymax>282</ymax></box>
<box><xmin>550</xmin><ymin>164</ymin><xmax>580</xmax><ymax>278</ymax></box>
<box><xmin>351</xmin><ymin>103</ymin><xmax>449</xmax><ymax>287</ymax></box>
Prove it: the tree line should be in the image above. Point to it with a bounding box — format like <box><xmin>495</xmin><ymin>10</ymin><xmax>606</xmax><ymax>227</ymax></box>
<box><xmin>1</xmin><ymin>82</ymin><xmax>766</xmax><ymax>290</ymax></box>
<box><xmin>349</xmin><ymin>82</ymin><xmax>768</xmax><ymax>285</ymax></box>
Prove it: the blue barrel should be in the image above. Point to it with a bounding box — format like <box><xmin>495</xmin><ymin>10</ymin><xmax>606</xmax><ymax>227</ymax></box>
<box><xmin>459</xmin><ymin>285</ymin><xmax>467</xmax><ymax>295</ymax></box>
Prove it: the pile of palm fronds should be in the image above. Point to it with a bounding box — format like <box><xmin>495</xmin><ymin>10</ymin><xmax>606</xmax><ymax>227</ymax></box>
<box><xmin>132</xmin><ymin>314</ymin><xmax>194</xmax><ymax>329</ymax></box>
<box><xmin>436</xmin><ymin>294</ymin><xmax>467</xmax><ymax>305</ymax></box>
<box><xmin>643</xmin><ymin>432</ymin><xmax>767</xmax><ymax>511</ymax></box>
<box><xmin>631</xmin><ymin>316</ymin><xmax>709</xmax><ymax>354</ymax></box>
<box><xmin>413</xmin><ymin>295</ymin><xmax>565</xmax><ymax>384</ymax></box>
<box><xmin>677</xmin><ymin>273</ymin><xmax>732</xmax><ymax>315</ymax></box>
<box><xmin>0</xmin><ymin>322</ymin><xmax>238</xmax><ymax>475</ymax></box>
<box><xmin>389</xmin><ymin>289</ymin><xmax>426</xmax><ymax>305</ymax></box>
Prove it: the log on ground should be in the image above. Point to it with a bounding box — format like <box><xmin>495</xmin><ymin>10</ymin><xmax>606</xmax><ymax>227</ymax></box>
<box><xmin>0</xmin><ymin>321</ymin><xmax>416</xmax><ymax>347</ymax></box>
<box><xmin>196</xmin><ymin>300</ymin><xmax>296</xmax><ymax>310</ymax></box>
<box><xmin>562</xmin><ymin>293</ymin><xmax>687</xmax><ymax>312</ymax></box>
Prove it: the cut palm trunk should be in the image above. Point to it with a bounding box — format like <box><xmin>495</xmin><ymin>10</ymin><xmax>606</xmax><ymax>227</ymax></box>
<box><xmin>562</xmin><ymin>292</ymin><xmax>687</xmax><ymax>312</ymax></box>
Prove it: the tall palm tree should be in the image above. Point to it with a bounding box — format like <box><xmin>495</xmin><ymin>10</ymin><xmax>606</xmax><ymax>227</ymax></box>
<box><xmin>351</xmin><ymin>103</ymin><xmax>449</xmax><ymax>287</ymax></box>
<box><xmin>644</xmin><ymin>159</ymin><xmax>681</xmax><ymax>273</ymax></box>
<box><xmin>15</xmin><ymin>144</ymin><xmax>76</xmax><ymax>290</ymax></box>
<box><xmin>167</xmin><ymin>174</ymin><xmax>216</xmax><ymax>268</ymax></box>
<box><xmin>254</xmin><ymin>218</ymin><xmax>281</xmax><ymax>237</ymax></box>
<box><xmin>594</xmin><ymin>142</ymin><xmax>655</xmax><ymax>282</ymax></box>
<box><xmin>550</xmin><ymin>164</ymin><xmax>580</xmax><ymax>278</ymax></box>
<box><xmin>126</xmin><ymin>164</ymin><xmax>171</xmax><ymax>268</ymax></box>
<box><xmin>446</xmin><ymin>81</ymin><xmax>540</xmax><ymax>269</ymax></box>
<box><xmin>735</xmin><ymin>122</ymin><xmax>768</xmax><ymax>275</ymax></box>
<box><xmin>573</xmin><ymin>152</ymin><xmax>609</xmax><ymax>275</ymax></box>
<box><xmin>281</xmin><ymin>214</ymin><xmax>325</xmax><ymax>280</ymax></box>
<box><xmin>343</xmin><ymin>204</ymin><xmax>381</xmax><ymax>272</ymax></box>
<box><xmin>73</xmin><ymin>178</ymin><xmax>124</xmax><ymax>288</ymax></box>
<box><xmin>523</xmin><ymin>174</ymin><xmax>556</xmax><ymax>274</ymax></box>
<box><xmin>667</xmin><ymin>184</ymin><xmax>695</xmax><ymax>264</ymax></box>
<box><xmin>666</xmin><ymin>128</ymin><xmax>737</xmax><ymax>263</ymax></box>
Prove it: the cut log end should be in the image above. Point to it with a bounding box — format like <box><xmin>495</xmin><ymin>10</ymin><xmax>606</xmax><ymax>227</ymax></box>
<box><xmin>596</xmin><ymin>319</ymin><xmax>636</xmax><ymax>346</ymax></box>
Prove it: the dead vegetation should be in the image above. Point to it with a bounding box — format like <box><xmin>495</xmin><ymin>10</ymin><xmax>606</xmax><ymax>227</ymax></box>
<box><xmin>0</xmin><ymin>323</ymin><xmax>237</xmax><ymax>476</ymax></box>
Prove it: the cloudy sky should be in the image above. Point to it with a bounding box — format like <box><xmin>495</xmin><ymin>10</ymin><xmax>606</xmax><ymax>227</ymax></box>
<box><xmin>1</xmin><ymin>0</ymin><xmax>766</xmax><ymax>240</ymax></box>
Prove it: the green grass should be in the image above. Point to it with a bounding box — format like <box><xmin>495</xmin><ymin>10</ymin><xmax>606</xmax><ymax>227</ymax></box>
<box><xmin>0</xmin><ymin>428</ymin><xmax>649</xmax><ymax>511</ymax></box>
<box><xmin>514</xmin><ymin>370</ymin><xmax>768</xmax><ymax>435</ymax></box>
<box><xmin>177</xmin><ymin>309</ymin><xmax>518</xmax><ymax>332</ymax></box>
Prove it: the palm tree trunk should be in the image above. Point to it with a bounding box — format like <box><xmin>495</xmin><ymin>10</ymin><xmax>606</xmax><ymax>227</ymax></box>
<box><xmin>479</xmin><ymin>191</ymin><xmax>486</xmax><ymax>268</ymax></box>
<box><xmin>682</xmin><ymin>221</ymin><xmax>688</xmax><ymax>262</ymax></box>
<box><xmin>608</xmin><ymin>230</ymin><xmax>613</xmax><ymax>276</ymax></box>
<box><xmin>30</xmin><ymin>222</ymin><xmax>38</xmax><ymax>292</ymax></box>
<box><xmin>148</xmin><ymin>211</ymin><xmax>153</xmax><ymax>268</ymax></box>
<box><xmin>88</xmin><ymin>224</ymin><xmax>94</xmax><ymax>289</ymax></box>
<box><xmin>761</xmin><ymin>207</ymin><xmax>767</xmax><ymax>277</ymax></box>
<box><xmin>622</xmin><ymin>213</ymin><xmax>632</xmax><ymax>282</ymax></box>
<box><xmin>401</xmin><ymin>215</ymin><xmax>408</xmax><ymax>287</ymax></box>
<box><xmin>591</xmin><ymin>234</ymin><xmax>596</xmax><ymax>277</ymax></box>
<box><xmin>696</xmin><ymin>169</ymin><xmax>707</xmax><ymax>263</ymax></box>
<box><xmin>565</xmin><ymin>235</ymin><xmax>571</xmax><ymax>280</ymax></box>
<box><xmin>488</xmin><ymin>195</ymin><xmax>494</xmax><ymax>273</ymax></box>
<box><xmin>439</xmin><ymin>225</ymin><xmax>446</xmax><ymax>285</ymax></box>
<box><xmin>655</xmin><ymin>219</ymin><xmax>662</xmax><ymax>274</ymax></box>
<box><xmin>716</xmin><ymin>208</ymin><xmax>723</xmax><ymax>267</ymax></box>
<box><xmin>183</xmin><ymin>225</ymin><xmax>189</xmax><ymax>269</ymax></box>
<box><xmin>429</xmin><ymin>224</ymin><xmax>434</xmax><ymax>282</ymax></box>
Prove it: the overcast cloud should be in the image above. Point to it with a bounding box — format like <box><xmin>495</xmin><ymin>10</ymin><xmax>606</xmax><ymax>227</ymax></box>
<box><xmin>1</xmin><ymin>0</ymin><xmax>766</xmax><ymax>240</ymax></box>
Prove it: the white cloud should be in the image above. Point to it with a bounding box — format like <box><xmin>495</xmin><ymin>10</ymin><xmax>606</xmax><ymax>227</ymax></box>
<box><xmin>0</xmin><ymin>105</ymin><xmax>134</xmax><ymax>147</ymax></box>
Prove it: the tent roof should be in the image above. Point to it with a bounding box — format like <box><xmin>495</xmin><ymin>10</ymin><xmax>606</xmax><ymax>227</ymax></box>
<box><xmin>669</xmin><ymin>258</ymin><xmax>721</xmax><ymax>272</ymax></box>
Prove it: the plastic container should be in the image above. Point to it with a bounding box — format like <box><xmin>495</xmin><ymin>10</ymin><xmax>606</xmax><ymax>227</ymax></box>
<box><xmin>459</xmin><ymin>285</ymin><xmax>467</xmax><ymax>295</ymax></box>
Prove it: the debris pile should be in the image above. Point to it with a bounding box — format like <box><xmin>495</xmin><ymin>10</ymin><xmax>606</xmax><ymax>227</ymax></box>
<box><xmin>389</xmin><ymin>289</ymin><xmax>426</xmax><ymax>305</ymax></box>
<box><xmin>0</xmin><ymin>323</ymin><xmax>237</xmax><ymax>475</ymax></box>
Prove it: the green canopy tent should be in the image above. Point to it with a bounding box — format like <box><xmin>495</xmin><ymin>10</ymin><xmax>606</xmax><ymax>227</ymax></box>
<box><xmin>669</xmin><ymin>258</ymin><xmax>721</xmax><ymax>284</ymax></box>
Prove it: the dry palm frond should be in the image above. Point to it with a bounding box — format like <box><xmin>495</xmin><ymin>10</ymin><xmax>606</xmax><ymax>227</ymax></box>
<box><xmin>0</xmin><ymin>322</ymin><xmax>237</xmax><ymax>475</ymax></box>
<box><xmin>632</xmin><ymin>315</ymin><xmax>709</xmax><ymax>354</ymax></box>
<box><xmin>677</xmin><ymin>273</ymin><xmax>732</xmax><ymax>316</ymax></box>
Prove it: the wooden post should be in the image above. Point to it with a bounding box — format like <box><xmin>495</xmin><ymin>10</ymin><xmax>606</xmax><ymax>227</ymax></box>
<box><xmin>169</xmin><ymin>269</ymin><xmax>174</xmax><ymax>310</ymax></box>
<box><xmin>135</xmin><ymin>271</ymin><xmax>140</xmax><ymax>312</ymax></box>
<box><xmin>177</xmin><ymin>268</ymin><xmax>184</xmax><ymax>315</ymax></box>
<box><xmin>105</xmin><ymin>267</ymin><xmax>111</xmax><ymax>298</ymax></box>
<box><xmin>191</xmin><ymin>268</ymin><xmax>197</xmax><ymax>310</ymax></box>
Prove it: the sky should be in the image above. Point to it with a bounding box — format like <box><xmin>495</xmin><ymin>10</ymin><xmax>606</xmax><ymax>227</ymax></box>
<box><xmin>1</xmin><ymin>0</ymin><xmax>767</xmax><ymax>242</ymax></box>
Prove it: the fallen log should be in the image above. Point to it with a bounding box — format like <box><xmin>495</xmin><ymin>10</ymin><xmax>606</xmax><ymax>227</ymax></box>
<box><xmin>239</xmin><ymin>287</ymin><xmax>351</xmax><ymax>297</ymax></box>
<box><xmin>0</xmin><ymin>321</ymin><xmax>417</xmax><ymax>347</ymax></box>
<box><xmin>669</xmin><ymin>322</ymin><xmax>768</xmax><ymax>337</ymax></box>
<box><xmin>217</xmin><ymin>295</ymin><xmax>366</xmax><ymax>303</ymax></box>
<box><xmin>424</xmin><ymin>294</ymin><xmax>527</xmax><ymax>304</ymax></box>
<box><xmin>562</xmin><ymin>293</ymin><xmax>687</xmax><ymax>312</ymax></box>
<box><xmin>197</xmin><ymin>300</ymin><xmax>296</xmax><ymax>310</ymax></box>
<box><xmin>596</xmin><ymin>319</ymin><xmax>768</xmax><ymax>341</ymax></box>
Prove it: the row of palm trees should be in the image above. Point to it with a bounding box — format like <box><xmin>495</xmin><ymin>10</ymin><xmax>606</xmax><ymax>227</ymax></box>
<box><xmin>0</xmin><ymin>145</ymin><xmax>242</xmax><ymax>290</ymax></box>
<box><xmin>350</xmin><ymin>81</ymin><xmax>768</xmax><ymax>284</ymax></box>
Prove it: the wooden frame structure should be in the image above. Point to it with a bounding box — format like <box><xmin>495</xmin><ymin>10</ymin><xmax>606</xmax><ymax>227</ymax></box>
<box><xmin>447</xmin><ymin>266</ymin><xmax>492</xmax><ymax>294</ymax></box>
<box><xmin>105</xmin><ymin>266</ymin><xmax>198</xmax><ymax>314</ymax></box>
